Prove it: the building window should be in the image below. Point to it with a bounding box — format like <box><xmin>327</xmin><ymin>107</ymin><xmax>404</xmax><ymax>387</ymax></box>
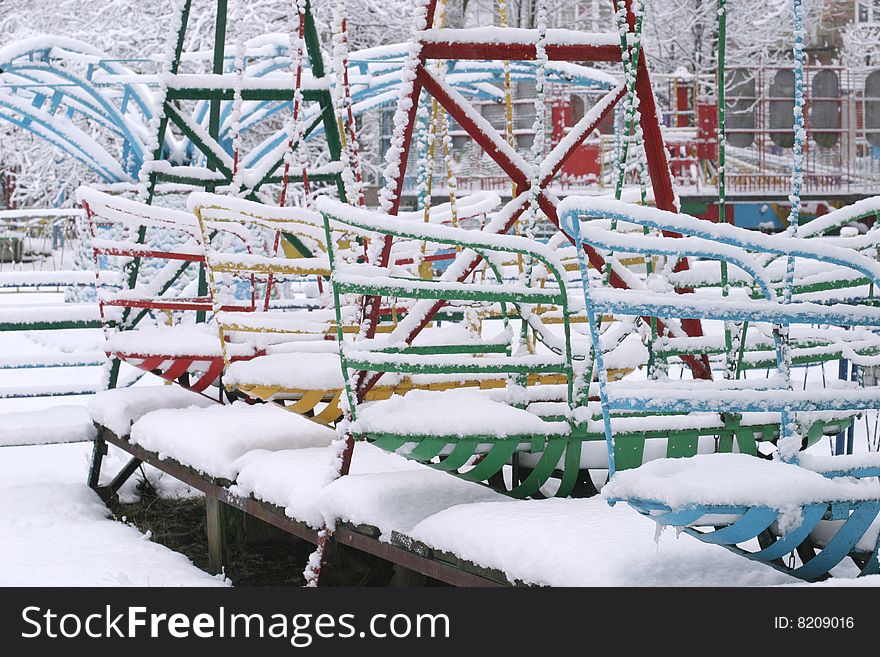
<box><xmin>857</xmin><ymin>1</ymin><xmax>880</xmax><ymax>23</ymax></box>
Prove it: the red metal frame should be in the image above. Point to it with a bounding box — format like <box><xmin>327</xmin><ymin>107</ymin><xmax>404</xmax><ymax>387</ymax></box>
<box><xmin>92</xmin><ymin>247</ymin><xmax>204</xmax><ymax>262</ymax></box>
<box><xmin>356</xmin><ymin>0</ymin><xmax>712</xmax><ymax>396</ymax></box>
<box><xmin>418</xmin><ymin>41</ymin><xmax>621</xmax><ymax>63</ymax></box>
<box><xmin>83</xmin><ymin>199</ymin><xmax>268</xmax><ymax>393</ymax></box>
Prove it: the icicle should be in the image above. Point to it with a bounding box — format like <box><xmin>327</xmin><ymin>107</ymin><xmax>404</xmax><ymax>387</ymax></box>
<box><xmin>653</xmin><ymin>522</ymin><xmax>665</xmax><ymax>546</ymax></box>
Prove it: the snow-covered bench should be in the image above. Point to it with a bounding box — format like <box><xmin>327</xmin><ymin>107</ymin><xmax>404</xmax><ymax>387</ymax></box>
<box><xmin>86</xmin><ymin>386</ymin><xmax>510</xmax><ymax>582</ymax></box>
<box><xmin>665</xmin><ymin>197</ymin><xmax>880</xmax><ymax>305</ymax></box>
<box><xmin>318</xmin><ymin>197</ymin><xmax>827</xmax><ymax>497</ymax></box>
<box><xmin>189</xmin><ymin>191</ymin><xmax>506</xmax><ymax>423</ymax></box>
<box><xmin>77</xmin><ymin>187</ymin><xmax>261</xmax><ymax>392</ymax></box>
<box><xmin>0</xmin><ymin>253</ymin><xmax>126</xmax><ymax>399</ymax></box>
<box><xmin>318</xmin><ymin>196</ymin><xmax>586</xmax><ymax>498</ymax></box>
<box><xmin>186</xmin><ymin>192</ymin><xmax>352</xmax><ymax>420</ymax></box>
<box><xmin>0</xmin><ymin>268</ymin><xmax>121</xmax><ymax>333</ymax></box>
<box><xmin>560</xmin><ymin>195</ymin><xmax>880</xmax><ymax>580</ymax></box>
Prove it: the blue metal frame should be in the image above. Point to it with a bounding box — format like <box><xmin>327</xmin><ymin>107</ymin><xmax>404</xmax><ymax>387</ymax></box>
<box><xmin>561</xmin><ymin>196</ymin><xmax>880</xmax><ymax>580</ymax></box>
<box><xmin>0</xmin><ymin>36</ymin><xmax>617</xmax><ymax>184</ymax></box>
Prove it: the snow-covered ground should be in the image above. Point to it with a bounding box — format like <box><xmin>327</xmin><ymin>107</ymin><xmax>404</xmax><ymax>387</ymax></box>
<box><xmin>0</xmin><ymin>442</ymin><xmax>226</xmax><ymax>586</ymax></box>
<box><xmin>0</xmin><ymin>257</ymin><xmax>224</xmax><ymax>586</ymax></box>
<box><xmin>0</xmin><ymin>438</ymin><xmax>805</xmax><ymax>587</ymax></box>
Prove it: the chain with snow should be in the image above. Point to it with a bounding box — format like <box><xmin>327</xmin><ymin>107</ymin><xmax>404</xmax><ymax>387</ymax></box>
<box><xmin>776</xmin><ymin>0</ymin><xmax>806</xmax><ymax>455</ymax></box>
<box><xmin>279</xmin><ymin>0</ymin><xmax>311</xmax><ymax>208</ymax></box>
<box><xmin>227</xmin><ymin>0</ymin><xmax>247</xmax><ymax>196</ymax></box>
<box><xmin>137</xmin><ymin>0</ymin><xmax>188</xmax><ymax>201</ymax></box>
<box><xmin>331</xmin><ymin>0</ymin><xmax>366</xmax><ymax>206</ymax></box>
<box><xmin>361</xmin><ymin>0</ymin><xmax>430</xmax><ymax>333</ymax></box>
<box><xmin>375</xmin><ymin>0</ymin><xmax>429</xmax><ymax>216</ymax></box>
<box><xmin>506</xmin><ymin>0</ymin><xmax>548</xmax><ymax>405</ymax></box>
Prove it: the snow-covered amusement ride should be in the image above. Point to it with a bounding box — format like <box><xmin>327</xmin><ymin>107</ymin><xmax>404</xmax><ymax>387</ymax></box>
<box><xmin>3</xmin><ymin>0</ymin><xmax>880</xmax><ymax>587</ymax></box>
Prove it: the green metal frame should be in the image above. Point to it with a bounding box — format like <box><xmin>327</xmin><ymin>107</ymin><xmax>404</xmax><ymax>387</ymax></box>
<box><xmin>144</xmin><ymin>0</ymin><xmax>344</xmax><ymax>201</ymax></box>
<box><xmin>319</xmin><ymin>205</ymin><xmax>836</xmax><ymax>497</ymax></box>
<box><xmin>103</xmin><ymin>0</ymin><xmax>347</xmax><ymax>389</ymax></box>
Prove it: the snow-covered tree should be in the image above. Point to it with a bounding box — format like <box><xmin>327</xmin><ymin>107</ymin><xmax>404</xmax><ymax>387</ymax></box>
<box><xmin>0</xmin><ymin>0</ymin><xmax>416</xmax><ymax>206</ymax></box>
<box><xmin>0</xmin><ymin>0</ymin><xmax>875</xmax><ymax>206</ymax></box>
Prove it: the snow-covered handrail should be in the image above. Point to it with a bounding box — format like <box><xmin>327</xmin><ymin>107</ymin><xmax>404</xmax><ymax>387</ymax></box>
<box><xmin>558</xmin><ymin>196</ymin><xmax>880</xmax><ymax>289</ymax></box>
<box><xmin>576</xmin><ymin>225</ymin><xmax>777</xmax><ymax>301</ymax></box>
<box><xmin>188</xmin><ymin>192</ymin><xmax>323</xmax><ymax>226</ymax></box>
<box><xmin>322</xmin><ymin>191</ymin><xmax>579</xmax><ymax>500</ymax></box>
<box><xmin>798</xmin><ymin>196</ymin><xmax>880</xmax><ymax>238</ymax></box>
<box><xmin>76</xmin><ymin>187</ymin><xmax>198</xmax><ymax>236</ymax></box>
<box><xmin>561</xmin><ymin>194</ymin><xmax>880</xmax><ymax>479</ymax></box>
<box><xmin>0</xmin><ymin>208</ymin><xmax>85</xmax><ymax>221</ymax></box>
<box><xmin>419</xmin><ymin>27</ymin><xmax>620</xmax><ymax>49</ymax></box>
<box><xmin>317</xmin><ymin>196</ymin><xmax>567</xmax><ymax>279</ymax></box>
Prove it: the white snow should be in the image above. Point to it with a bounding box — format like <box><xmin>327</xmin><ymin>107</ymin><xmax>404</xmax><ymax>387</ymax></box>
<box><xmin>317</xmin><ymin>196</ymin><xmax>565</xmax><ymax>276</ymax></box>
<box><xmin>225</xmin><ymin>351</ymin><xmax>344</xmax><ymax>390</ymax></box>
<box><xmin>163</xmin><ymin>72</ymin><xmax>330</xmax><ymax>92</ymax></box>
<box><xmin>0</xmin><ymin>405</ymin><xmax>96</xmax><ymax>447</ymax></box>
<box><xmin>130</xmin><ymin>402</ymin><xmax>336</xmax><ymax>480</ymax></box>
<box><xmin>232</xmin><ymin>446</ymin><xmax>344</xmax><ymax>528</ymax></box>
<box><xmin>333</xmin><ymin>262</ymin><xmax>558</xmax><ymax>301</ymax></box>
<box><xmin>419</xmin><ymin>27</ymin><xmax>620</xmax><ymax>47</ymax></box>
<box><xmin>798</xmin><ymin>451</ymin><xmax>880</xmax><ymax>474</ymax></box>
<box><xmin>0</xmin><ymin>443</ymin><xmax>225</xmax><ymax>586</ymax></box>
<box><xmin>87</xmin><ymin>385</ymin><xmax>217</xmax><ymax>437</ymax></box>
<box><xmin>409</xmin><ymin>497</ymin><xmax>799</xmax><ymax>586</ymax></box>
<box><xmin>352</xmin><ymin>388</ymin><xmax>570</xmax><ymax>437</ymax></box>
<box><xmin>559</xmin><ymin>196</ymin><xmax>880</xmax><ymax>288</ymax></box>
<box><xmin>76</xmin><ymin>187</ymin><xmax>199</xmax><ymax>233</ymax></box>
<box><xmin>320</xmin><ymin>467</ymin><xmax>503</xmax><ymax>540</ymax></box>
<box><xmin>233</xmin><ymin>441</ymin><xmax>503</xmax><ymax>535</ymax></box>
<box><xmin>105</xmin><ymin>323</ymin><xmax>253</xmax><ymax>358</ymax></box>
<box><xmin>0</xmin><ymin>270</ymin><xmax>119</xmax><ymax>288</ymax></box>
<box><xmin>0</xmin><ymin>303</ymin><xmax>102</xmax><ymax>327</ymax></box>
<box><xmin>602</xmin><ymin>453</ymin><xmax>880</xmax><ymax>510</ymax></box>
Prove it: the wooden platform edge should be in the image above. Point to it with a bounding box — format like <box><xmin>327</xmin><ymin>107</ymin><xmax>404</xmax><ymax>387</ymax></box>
<box><xmin>95</xmin><ymin>426</ymin><xmax>509</xmax><ymax>587</ymax></box>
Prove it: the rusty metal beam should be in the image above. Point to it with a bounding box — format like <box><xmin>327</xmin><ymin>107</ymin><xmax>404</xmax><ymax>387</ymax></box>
<box><xmin>335</xmin><ymin>528</ymin><xmax>504</xmax><ymax>587</ymax></box>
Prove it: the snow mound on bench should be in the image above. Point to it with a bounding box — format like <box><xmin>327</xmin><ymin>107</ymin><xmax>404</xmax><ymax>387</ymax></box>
<box><xmin>409</xmin><ymin>497</ymin><xmax>797</xmax><ymax>586</ymax></box>
<box><xmin>352</xmin><ymin>389</ymin><xmax>570</xmax><ymax>437</ymax></box>
<box><xmin>0</xmin><ymin>406</ymin><xmax>97</xmax><ymax>447</ymax></box>
<box><xmin>130</xmin><ymin>402</ymin><xmax>335</xmax><ymax>480</ymax></box>
<box><xmin>88</xmin><ymin>385</ymin><xmax>216</xmax><ymax>436</ymax></box>
<box><xmin>602</xmin><ymin>453</ymin><xmax>880</xmax><ymax>510</ymax></box>
<box><xmin>233</xmin><ymin>441</ymin><xmax>504</xmax><ymax>535</ymax></box>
